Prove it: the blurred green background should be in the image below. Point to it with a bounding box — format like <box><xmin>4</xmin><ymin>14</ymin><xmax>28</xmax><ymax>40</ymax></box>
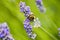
<box><xmin>0</xmin><ymin>0</ymin><xmax>60</xmax><ymax>40</ymax></box>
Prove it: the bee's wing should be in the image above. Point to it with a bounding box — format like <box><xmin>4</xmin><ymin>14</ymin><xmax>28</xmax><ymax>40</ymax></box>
<box><xmin>33</xmin><ymin>18</ymin><xmax>41</xmax><ymax>28</ymax></box>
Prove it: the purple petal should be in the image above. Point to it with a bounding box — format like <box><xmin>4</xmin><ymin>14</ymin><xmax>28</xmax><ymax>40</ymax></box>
<box><xmin>24</xmin><ymin>18</ymin><xmax>30</xmax><ymax>29</ymax></box>
<box><xmin>24</xmin><ymin>24</ymin><xmax>28</xmax><ymax>29</ymax></box>
<box><xmin>24</xmin><ymin>6</ymin><xmax>31</xmax><ymax>17</ymax></box>
<box><xmin>20</xmin><ymin>2</ymin><xmax>26</xmax><ymax>12</ymax></box>
<box><xmin>20</xmin><ymin>2</ymin><xmax>26</xmax><ymax>8</ymax></box>
<box><xmin>27</xmin><ymin>25</ymin><xmax>32</xmax><ymax>29</ymax></box>
<box><xmin>25</xmin><ymin>25</ymin><xmax>32</xmax><ymax>33</ymax></box>
<box><xmin>0</xmin><ymin>30</ymin><xmax>5</xmax><ymax>38</ymax></box>
<box><xmin>24</xmin><ymin>18</ymin><xmax>30</xmax><ymax>24</ymax></box>
<box><xmin>36</xmin><ymin>0</ymin><xmax>42</xmax><ymax>6</ymax></box>
<box><xmin>24</xmin><ymin>6</ymin><xmax>31</xmax><ymax>13</ymax></box>
<box><xmin>20</xmin><ymin>7</ymin><xmax>25</xmax><ymax>12</ymax></box>
<box><xmin>0</xmin><ymin>23</ymin><xmax>10</xmax><ymax>38</ymax></box>
<box><xmin>36</xmin><ymin>0</ymin><xmax>42</xmax><ymax>2</ymax></box>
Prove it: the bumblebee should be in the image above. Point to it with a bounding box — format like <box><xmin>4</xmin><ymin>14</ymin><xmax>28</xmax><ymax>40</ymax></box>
<box><xmin>27</xmin><ymin>13</ymin><xmax>35</xmax><ymax>21</ymax></box>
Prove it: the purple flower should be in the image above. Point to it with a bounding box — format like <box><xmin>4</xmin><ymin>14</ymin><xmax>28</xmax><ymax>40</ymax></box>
<box><xmin>20</xmin><ymin>1</ymin><xmax>31</xmax><ymax>17</ymax></box>
<box><xmin>0</xmin><ymin>22</ymin><xmax>14</xmax><ymax>40</ymax></box>
<box><xmin>36</xmin><ymin>0</ymin><xmax>46</xmax><ymax>13</ymax></box>
<box><xmin>24</xmin><ymin>18</ymin><xmax>30</xmax><ymax>29</ymax></box>
<box><xmin>0</xmin><ymin>23</ymin><xmax>9</xmax><ymax>38</ymax></box>
<box><xmin>20</xmin><ymin>2</ymin><xmax>26</xmax><ymax>7</ymax></box>
<box><xmin>20</xmin><ymin>7</ymin><xmax>25</xmax><ymax>12</ymax></box>
<box><xmin>23</xmin><ymin>18</ymin><xmax>32</xmax><ymax>34</ymax></box>
<box><xmin>24</xmin><ymin>6</ymin><xmax>31</xmax><ymax>13</ymax></box>
<box><xmin>20</xmin><ymin>1</ymin><xmax>26</xmax><ymax>12</ymax></box>
<box><xmin>24</xmin><ymin>24</ymin><xmax>32</xmax><ymax>34</ymax></box>
<box><xmin>24</xmin><ymin>18</ymin><xmax>30</xmax><ymax>25</ymax></box>
<box><xmin>0</xmin><ymin>31</ymin><xmax>5</xmax><ymax>38</ymax></box>
<box><xmin>36</xmin><ymin>0</ymin><xmax>42</xmax><ymax>6</ymax></box>
<box><xmin>24</xmin><ymin>6</ymin><xmax>31</xmax><ymax>17</ymax></box>
<box><xmin>26</xmin><ymin>25</ymin><xmax>32</xmax><ymax>29</ymax></box>
<box><xmin>0</xmin><ymin>30</ymin><xmax>9</xmax><ymax>38</ymax></box>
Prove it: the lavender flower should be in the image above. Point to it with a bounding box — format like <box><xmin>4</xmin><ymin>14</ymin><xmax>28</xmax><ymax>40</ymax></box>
<box><xmin>24</xmin><ymin>6</ymin><xmax>31</xmax><ymax>17</ymax></box>
<box><xmin>26</xmin><ymin>25</ymin><xmax>32</xmax><ymax>34</ymax></box>
<box><xmin>24</xmin><ymin>18</ymin><xmax>30</xmax><ymax>29</ymax></box>
<box><xmin>20</xmin><ymin>1</ymin><xmax>26</xmax><ymax>12</ymax></box>
<box><xmin>36</xmin><ymin>0</ymin><xmax>46</xmax><ymax>13</ymax></box>
<box><xmin>0</xmin><ymin>22</ymin><xmax>9</xmax><ymax>38</ymax></box>
<box><xmin>24</xmin><ymin>6</ymin><xmax>31</xmax><ymax>14</ymax></box>
<box><xmin>0</xmin><ymin>29</ymin><xmax>9</xmax><ymax>38</ymax></box>
<box><xmin>20</xmin><ymin>2</ymin><xmax>31</xmax><ymax>17</ymax></box>
<box><xmin>24</xmin><ymin>18</ymin><xmax>32</xmax><ymax>34</ymax></box>
<box><xmin>24</xmin><ymin>18</ymin><xmax>32</xmax><ymax>29</ymax></box>
<box><xmin>0</xmin><ymin>22</ymin><xmax>14</xmax><ymax>40</ymax></box>
<box><xmin>24</xmin><ymin>18</ymin><xmax>30</xmax><ymax>24</ymax></box>
<box><xmin>20</xmin><ymin>1</ymin><xmax>37</xmax><ymax>39</ymax></box>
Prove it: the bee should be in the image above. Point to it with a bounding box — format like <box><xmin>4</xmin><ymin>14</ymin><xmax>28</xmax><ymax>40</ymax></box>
<box><xmin>27</xmin><ymin>13</ymin><xmax>35</xmax><ymax>21</ymax></box>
